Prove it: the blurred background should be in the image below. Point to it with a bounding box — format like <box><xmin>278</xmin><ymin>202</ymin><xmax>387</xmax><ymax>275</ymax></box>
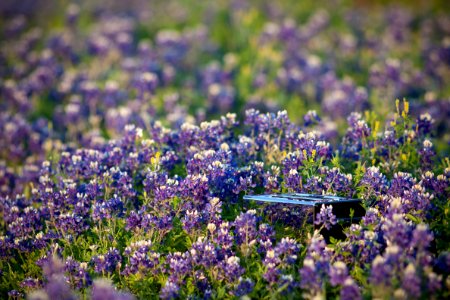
<box><xmin>0</xmin><ymin>0</ymin><xmax>449</xmax><ymax>156</ymax></box>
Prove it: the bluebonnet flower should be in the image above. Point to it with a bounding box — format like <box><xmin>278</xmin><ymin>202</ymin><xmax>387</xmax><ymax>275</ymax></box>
<box><xmin>340</xmin><ymin>278</ymin><xmax>362</xmax><ymax>300</ymax></box>
<box><xmin>342</xmin><ymin>113</ymin><xmax>371</xmax><ymax>158</ymax></box>
<box><xmin>202</xmin><ymin>197</ymin><xmax>222</xmax><ymax>222</ymax></box>
<box><xmin>284</xmin><ymin>169</ymin><xmax>302</xmax><ymax>192</ymax></box>
<box><xmin>214</xmin><ymin>221</ymin><xmax>234</xmax><ymax>251</ymax></box>
<box><xmin>55</xmin><ymin>212</ymin><xmax>89</xmax><ymax>234</ymax></box>
<box><xmin>234</xmin><ymin>210</ymin><xmax>259</xmax><ymax>254</ymax></box>
<box><xmin>358</xmin><ymin>166</ymin><xmax>388</xmax><ymax>200</ymax></box>
<box><xmin>370</xmin><ymin>255</ymin><xmax>393</xmax><ymax>287</ymax></box>
<box><xmin>143</xmin><ymin>170</ymin><xmax>167</xmax><ymax>195</ymax></box>
<box><xmin>65</xmin><ymin>257</ymin><xmax>92</xmax><ymax>289</ymax></box>
<box><xmin>179</xmin><ymin>174</ymin><xmax>209</xmax><ymax>205</ymax></box>
<box><xmin>233</xmin><ymin>175</ymin><xmax>256</xmax><ymax>194</ymax></box>
<box><xmin>411</xmin><ymin>223</ymin><xmax>433</xmax><ymax>251</ymax></box>
<box><xmin>182</xmin><ymin>209</ymin><xmax>202</xmax><ymax>234</ymax></box>
<box><xmin>234</xmin><ymin>277</ymin><xmax>254</xmax><ymax>297</ymax></box>
<box><xmin>263</xmin><ymin>237</ymin><xmax>300</xmax><ymax>287</ymax></box>
<box><xmin>322</xmin><ymin>82</ymin><xmax>368</xmax><ymax>119</ymax></box>
<box><xmin>389</xmin><ymin>172</ymin><xmax>416</xmax><ymax>197</ymax></box>
<box><xmin>304</xmin><ymin>110</ymin><xmax>321</xmax><ymax>127</ymax></box>
<box><xmin>362</xmin><ymin>209</ymin><xmax>382</xmax><ymax>230</ymax></box>
<box><xmin>30</xmin><ymin>256</ymin><xmax>77</xmax><ymax>300</ymax></box>
<box><xmin>343</xmin><ymin>223</ymin><xmax>381</xmax><ymax>266</ymax></box>
<box><xmin>314</xmin><ymin>204</ymin><xmax>337</xmax><ymax>230</ymax></box>
<box><xmin>91</xmin><ymin>279</ymin><xmax>135</xmax><ymax>300</ymax></box>
<box><xmin>319</xmin><ymin>166</ymin><xmax>353</xmax><ymax>196</ymax></box>
<box><xmin>416</xmin><ymin>113</ymin><xmax>434</xmax><ymax>135</ymax></box>
<box><xmin>282</xmin><ymin>151</ymin><xmax>304</xmax><ymax>172</ymax></box>
<box><xmin>123</xmin><ymin>240</ymin><xmax>160</xmax><ymax>276</ymax></box>
<box><xmin>91</xmin><ymin>248</ymin><xmax>122</xmax><ymax>274</ymax></box>
<box><xmin>420</xmin><ymin>139</ymin><xmax>435</xmax><ymax>170</ymax></box>
<box><xmin>299</xmin><ymin>233</ymin><xmax>332</xmax><ymax>295</ymax></box>
<box><xmin>235</xmin><ymin>135</ymin><xmax>257</xmax><ymax>159</ymax></box>
<box><xmin>192</xmin><ymin>270</ymin><xmax>212</xmax><ymax>298</ymax></box>
<box><xmin>4</xmin><ymin>15</ymin><xmax>26</xmax><ymax>37</ymax></box>
<box><xmin>400</xmin><ymin>184</ymin><xmax>432</xmax><ymax>219</ymax></box>
<box><xmin>329</xmin><ymin>261</ymin><xmax>348</xmax><ymax>286</ymax></box>
<box><xmin>166</xmin><ymin>251</ymin><xmax>191</xmax><ymax>282</ymax></box>
<box><xmin>299</xmin><ymin>257</ymin><xmax>322</xmax><ymax>294</ymax></box>
<box><xmin>278</xmin><ymin>274</ymin><xmax>297</xmax><ymax>294</ymax></box>
<box><xmin>426</xmin><ymin>275</ymin><xmax>442</xmax><ymax>296</ymax></box>
<box><xmin>125</xmin><ymin>210</ymin><xmax>141</xmax><ymax>231</ymax></box>
<box><xmin>263</xmin><ymin>167</ymin><xmax>281</xmax><ymax>193</ymax></box>
<box><xmin>401</xmin><ymin>264</ymin><xmax>421</xmax><ymax>298</ymax></box>
<box><xmin>154</xmin><ymin>177</ymin><xmax>179</xmax><ymax>201</ymax></box>
<box><xmin>190</xmin><ymin>237</ymin><xmax>217</xmax><ymax>268</ymax></box>
<box><xmin>257</xmin><ymin>223</ymin><xmax>275</xmax><ymax>253</ymax></box>
<box><xmin>304</xmin><ymin>176</ymin><xmax>324</xmax><ymax>194</ymax></box>
<box><xmin>263</xmin><ymin>248</ymin><xmax>281</xmax><ymax>285</ymax></box>
<box><xmin>219</xmin><ymin>256</ymin><xmax>244</xmax><ymax>282</ymax></box>
<box><xmin>20</xmin><ymin>277</ymin><xmax>41</xmax><ymax>290</ymax></box>
<box><xmin>274</xmin><ymin>237</ymin><xmax>300</xmax><ymax>266</ymax></box>
<box><xmin>136</xmin><ymin>72</ymin><xmax>158</xmax><ymax>98</ymax></box>
<box><xmin>381</xmin><ymin>210</ymin><xmax>412</xmax><ymax>249</ymax></box>
<box><xmin>8</xmin><ymin>290</ymin><xmax>24</xmax><ymax>299</ymax></box>
<box><xmin>160</xmin><ymin>280</ymin><xmax>179</xmax><ymax>300</ymax></box>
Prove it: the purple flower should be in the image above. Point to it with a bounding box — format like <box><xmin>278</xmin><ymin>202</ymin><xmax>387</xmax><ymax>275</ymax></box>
<box><xmin>320</xmin><ymin>166</ymin><xmax>353</xmax><ymax>196</ymax></box>
<box><xmin>123</xmin><ymin>240</ymin><xmax>160</xmax><ymax>276</ymax></box>
<box><xmin>314</xmin><ymin>204</ymin><xmax>337</xmax><ymax>230</ymax></box>
<box><xmin>214</xmin><ymin>221</ymin><xmax>234</xmax><ymax>251</ymax></box>
<box><xmin>182</xmin><ymin>209</ymin><xmax>201</xmax><ymax>234</ymax></box>
<box><xmin>304</xmin><ymin>110</ymin><xmax>321</xmax><ymax>126</ymax></box>
<box><xmin>190</xmin><ymin>237</ymin><xmax>217</xmax><ymax>268</ymax></box>
<box><xmin>257</xmin><ymin>223</ymin><xmax>275</xmax><ymax>253</ymax></box>
<box><xmin>64</xmin><ymin>257</ymin><xmax>91</xmax><ymax>289</ymax></box>
<box><xmin>416</xmin><ymin>113</ymin><xmax>434</xmax><ymax>135</ymax></box>
<box><xmin>234</xmin><ymin>210</ymin><xmax>259</xmax><ymax>249</ymax></box>
<box><xmin>284</xmin><ymin>169</ymin><xmax>302</xmax><ymax>192</ymax></box>
<box><xmin>358</xmin><ymin>166</ymin><xmax>388</xmax><ymax>200</ymax></box>
<box><xmin>362</xmin><ymin>207</ymin><xmax>380</xmax><ymax>227</ymax></box>
<box><xmin>274</xmin><ymin>237</ymin><xmax>300</xmax><ymax>266</ymax></box>
<box><xmin>420</xmin><ymin>139</ymin><xmax>435</xmax><ymax>170</ymax></box>
<box><xmin>234</xmin><ymin>277</ymin><xmax>254</xmax><ymax>297</ymax></box>
<box><xmin>299</xmin><ymin>233</ymin><xmax>331</xmax><ymax>294</ymax></box>
<box><xmin>299</xmin><ymin>257</ymin><xmax>321</xmax><ymax>292</ymax></box>
<box><xmin>410</xmin><ymin>223</ymin><xmax>433</xmax><ymax>250</ymax></box>
<box><xmin>221</xmin><ymin>256</ymin><xmax>244</xmax><ymax>282</ymax></box>
<box><xmin>329</xmin><ymin>261</ymin><xmax>348</xmax><ymax>286</ymax></box>
<box><xmin>30</xmin><ymin>256</ymin><xmax>77</xmax><ymax>300</ymax></box>
<box><xmin>202</xmin><ymin>197</ymin><xmax>222</xmax><ymax>222</ymax></box>
<box><xmin>370</xmin><ymin>255</ymin><xmax>392</xmax><ymax>286</ymax></box>
<box><xmin>166</xmin><ymin>251</ymin><xmax>191</xmax><ymax>282</ymax></box>
<box><xmin>160</xmin><ymin>281</ymin><xmax>179</xmax><ymax>300</ymax></box>
<box><xmin>91</xmin><ymin>248</ymin><xmax>122</xmax><ymax>274</ymax></box>
<box><xmin>389</xmin><ymin>172</ymin><xmax>416</xmax><ymax>197</ymax></box>
<box><xmin>340</xmin><ymin>278</ymin><xmax>362</xmax><ymax>300</ymax></box>
<box><xmin>91</xmin><ymin>279</ymin><xmax>135</xmax><ymax>300</ymax></box>
<box><xmin>125</xmin><ymin>210</ymin><xmax>141</xmax><ymax>231</ymax></box>
<box><xmin>20</xmin><ymin>277</ymin><xmax>41</xmax><ymax>290</ymax></box>
<box><xmin>401</xmin><ymin>264</ymin><xmax>421</xmax><ymax>298</ymax></box>
<box><xmin>263</xmin><ymin>248</ymin><xmax>281</xmax><ymax>285</ymax></box>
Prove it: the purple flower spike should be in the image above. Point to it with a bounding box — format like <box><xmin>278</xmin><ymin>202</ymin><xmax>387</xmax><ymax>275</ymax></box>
<box><xmin>314</xmin><ymin>204</ymin><xmax>337</xmax><ymax>230</ymax></box>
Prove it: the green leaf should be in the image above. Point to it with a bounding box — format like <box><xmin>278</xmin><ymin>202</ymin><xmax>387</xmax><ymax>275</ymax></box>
<box><xmin>406</xmin><ymin>213</ymin><xmax>421</xmax><ymax>224</ymax></box>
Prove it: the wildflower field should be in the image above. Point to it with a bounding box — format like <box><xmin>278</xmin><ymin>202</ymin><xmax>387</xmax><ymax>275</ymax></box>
<box><xmin>0</xmin><ymin>0</ymin><xmax>449</xmax><ymax>299</ymax></box>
